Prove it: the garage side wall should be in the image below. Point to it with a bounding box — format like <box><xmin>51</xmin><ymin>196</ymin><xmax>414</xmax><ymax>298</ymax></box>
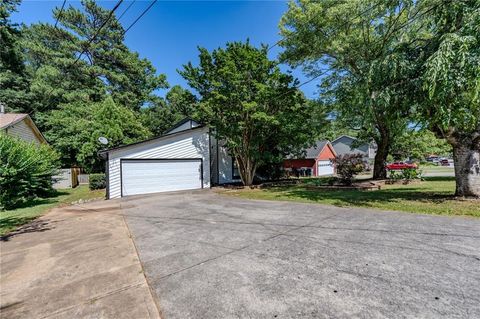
<box><xmin>208</xmin><ymin>135</ymin><xmax>241</xmax><ymax>185</ymax></box>
<box><xmin>107</xmin><ymin>127</ymin><xmax>210</xmax><ymax>199</ymax></box>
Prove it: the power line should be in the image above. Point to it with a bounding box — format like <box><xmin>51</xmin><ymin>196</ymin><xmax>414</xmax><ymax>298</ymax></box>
<box><xmin>122</xmin><ymin>0</ymin><xmax>157</xmax><ymax>35</ymax></box>
<box><xmin>118</xmin><ymin>0</ymin><xmax>136</xmax><ymax>21</ymax></box>
<box><xmin>268</xmin><ymin>0</ymin><xmax>385</xmax><ymax>52</ymax></box>
<box><xmin>54</xmin><ymin>0</ymin><xmax>67</xmax><ymax>28</ymax></box>
<box><xmin>43</xmin><ymin>0</ymin><xmax>124</xmax><ymax>99</ymax></box>
<box><xmin>276</xmin><ymin>69</ymin><xmax>330</xmax><ymax>101</ymax></box>
<box><xmin>265</xmin><ymin>1</ymin><xmax>386</xmax><ymax>95</ymax></box>
<box><xmin>72</xmin><ymin>0</ymin><xmax>124</xmax><ymax>66</ymax></box>
<box><xmin>271</xmin><ymin>0</ymin><xmax>445</xmax><ymax>95</ymax></box>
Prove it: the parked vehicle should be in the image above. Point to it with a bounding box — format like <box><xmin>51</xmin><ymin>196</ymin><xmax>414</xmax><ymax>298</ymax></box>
<box><xmin>386</xmin><ymin>162</ymin><xmax>418</xmax><ymax>170</ymax></box>
<box><xmin>426</xmin><ymin>156</ymin><xmax>440</xmax><ymax>163</ymax></box>
<box><xmin>440</xmin><ymin>159</ymin><xmax>454</xmax><ymax>166</ymax></box>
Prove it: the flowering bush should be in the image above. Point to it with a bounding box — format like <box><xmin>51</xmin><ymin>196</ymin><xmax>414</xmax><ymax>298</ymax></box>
<box><xmin>334</xmin><ymin>154</ymin><xmax>366</xmax><ymax>185</ymax></box>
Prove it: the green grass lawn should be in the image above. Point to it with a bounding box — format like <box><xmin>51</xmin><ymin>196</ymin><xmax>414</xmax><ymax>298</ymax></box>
<box><xmin>0</xmin><ymin>186</ymin><xmax>105</xmax><ymax>236</ymax></box>
<box><xmin>221</xmin><ymin>177</ymin><xmax>480</xmax><ymax>217</ymax></box>
<box><xmin>419</xmin><ymin>165</ymin><xmax>455</xmax><ymax>173</ymax></box>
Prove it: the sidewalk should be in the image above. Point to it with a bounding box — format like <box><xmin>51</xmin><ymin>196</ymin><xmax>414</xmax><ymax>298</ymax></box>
<box><xmin>0</xmin><ymin>200</ymin><xmax>160</xmax><ymax>319</ymax></box>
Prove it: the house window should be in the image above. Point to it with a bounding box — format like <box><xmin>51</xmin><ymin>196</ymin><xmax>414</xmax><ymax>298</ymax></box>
<box><xmin>232</xmin><ymin>159</ymin><xmax>240</xmax><ymax>179</ymax></box>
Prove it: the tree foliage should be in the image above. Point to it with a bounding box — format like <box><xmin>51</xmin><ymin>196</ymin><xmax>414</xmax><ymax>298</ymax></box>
<box><xmin>420</xmin><ymin>0</ymin><xmax>479</xmax><ymax>136</ymax></box>
<box><xmin>414</xmin><ymin>0</ymin><xmax>480</xmax><ymax>196</ymax></box>
<box><xmin>20</xmin><ymin>0</ymin><xmax>167</xmax><ymax>116</ymax></box>
<box><xmin>280</xmin><ymin>0</ymin><xmax>479</xmax><ymax>196</ymax></box>
<box><xmin>0</xmin><ymin>0</ymin><xmax>31</xmax><ymax>112</ymax></box>
<box><xmin>0</xmin><ymin>135</ymin><xmax>60</xmax><ymax>210</ymax></box>
<box><xmin>279</xmin><ymin>0</ymin><xmax>420</xmax><ymax>179</ymax></box>
<box><xmin>44</xmin><ymin>96</ymin><xmax>150</xmax><ymax>172</ymax></box>
<box><xmin>1</xmin><ymin>0</ymin><xmax>182</xmax><ymax>172</ymax></box>
<box><xmin>391</xmin><ymin>129</ymin><xmax>452</xmax><ymax>161</ymax></box>
<box><xmin>180</xmin><ymin>41</ymin><xmax>325</xmax><ymax>185</ymax></box>
<box><xmin>140</xmin><ymin>85</ymin><xmax>197</xmax><ymax>135</ymax></box>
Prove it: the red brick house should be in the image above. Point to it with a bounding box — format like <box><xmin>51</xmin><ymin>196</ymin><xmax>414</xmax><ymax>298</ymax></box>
<box><xmin>284</xmin><ymin>140</ymin><xmax>337</xmax><ymax>177</ymax></box>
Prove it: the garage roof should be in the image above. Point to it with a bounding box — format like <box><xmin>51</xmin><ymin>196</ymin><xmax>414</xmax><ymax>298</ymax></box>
<box><xmin>100</xmin><ymin>122</ymin><xmax>206</xmax><ymax>155</ymax></box>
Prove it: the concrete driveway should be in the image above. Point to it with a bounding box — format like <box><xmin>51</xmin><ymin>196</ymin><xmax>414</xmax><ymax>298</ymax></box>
<box><xmin>121</xmin><ymin>190</ymin><xmax>480</xmax><ymax>319</ymax></box>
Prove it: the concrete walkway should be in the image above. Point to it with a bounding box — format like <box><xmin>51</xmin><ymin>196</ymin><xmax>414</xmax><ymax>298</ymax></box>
<box><xmin>0</xmin><ymin>200</ymin><xmax>160</xmax><ymax>319</ymax></box>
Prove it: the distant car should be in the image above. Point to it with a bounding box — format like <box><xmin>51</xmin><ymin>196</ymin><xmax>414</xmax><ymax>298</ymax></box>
<box><xmin>386</xmin><ymin>162</ymin><xmax>418</xmax><ymax>170</ymax></box>
<box><xmin>426</xmin><ymin>156</ymin><xmax>440</xmax><ymax>164</ymax></box>
<box><xmin>440</xmin><ymin>159</ymin><xmax>454</xmax><ymax>166</ymax></box>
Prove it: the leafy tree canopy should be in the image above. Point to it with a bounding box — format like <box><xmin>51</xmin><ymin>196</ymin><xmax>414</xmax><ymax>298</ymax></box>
<box><xmin>416</xmin><ymin>0</ymin><xmax>480</xmax><ymax>196</ymax></box>
<box><xmin>44</xmin><ymin>96</ymin><xmax>150</xmax><ymax>172</ymax></box>
<box><xmin>180</xmin><ymin>41</ymin><xmax>325</xmax><ymax>185</ymax></box>
<box><xmin>279</xmin><ymin>0</ymin><xmax>421</xmax><ymax>179</ymax></box>
<box><xmin>391</xmin><ymin>129</ymin><xmax>452</xmax><ymax>161</ymax></box>
<box><xmin>0</xmin><ymin>0</ymin><xmax>31</xmax><ymax>112</ymax></box>
<box><xmin>141</xmin><ymin>85</ymin><xmax>197</xmax><ymax>135</ymax></box>
<box><xmin>1</xmin><ymin>0</ymin><xmax>184</xmax><ymax>172</ymax></box>
<box><xmin>20</xmin><ymin>0</ymin><xmax>167</xmax><ymax>116</ymax></box>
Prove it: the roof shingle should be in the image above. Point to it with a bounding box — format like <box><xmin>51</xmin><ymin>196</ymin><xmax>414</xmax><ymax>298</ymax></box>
<box><xmin>0</xmin><ymin>113</ymin><xmax>28</xmax><ymax>129</ymax></box>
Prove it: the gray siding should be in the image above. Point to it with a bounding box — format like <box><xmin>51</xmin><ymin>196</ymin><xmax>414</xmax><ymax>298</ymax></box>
<box><xmin>5</xmin><ymin>119</ymin><xmax>42</xmax><ymax>145</ymax></box>
<box><xmin>332</xmin><ymin>136</ymin><xmax>372</xmax><ymax>158</ymax></box>
<box><xmin>210</xmin><ymin>135</ymin><xmax>241</xmax><ymax>184</ymax></box>
<box><xmin>107</xmin><ymin>127</ymin><xmax>211</xmax><ymax>199</ymax></box>
<box><xmin>166</xmin><ymin>120</ymin><xmax>201</xmax><ymax>134</ymax></box>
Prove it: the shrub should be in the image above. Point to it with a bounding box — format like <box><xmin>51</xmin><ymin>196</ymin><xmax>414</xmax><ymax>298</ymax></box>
<box><xmin>388</xmin><ymin>169</ymin><xmax>402</xmax><ymax>181</ymax></box>
<box><xmin>388</xmin><ymin>168</ymin><xmax>423</xmax><ymax>183</ymax></box>
<box><xmin>89</xmin><ymin>173</ymin><xmax>106</xmax><ymax>190</ymax></box>
<box><xmin>401</xmin><ymin>168</ymin><xmax>423</xmax><ymax>182</ymax></box>
<box><xmin>334</xmin><ymin>154</ymin><xmax>366</xmax><ymax>185</ymax></box>
<box><xmin>307</xmin><ymin>177</ymin><xmax>337</xmax><ymax>186</ymax></box>
<box><xmin>0</xmin><ymin>135</ymin><xmax>60</xmax><ymax>210</ymax></box>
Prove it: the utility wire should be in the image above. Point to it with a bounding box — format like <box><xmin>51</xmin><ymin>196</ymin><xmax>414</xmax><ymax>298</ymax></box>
<box><xmin>122</xmin><ymin>0</ymin><xmax>157</xmax><ymax>35</ymax></box>
<box><xmin>266</xmin><ymin>0</ymin><xmax>385</xmax><ymax>95</ymax></box>
<box><xmin>273</xmin><ymin>0</ymin><xmax>446</xmax><ymax>95</ymax></box>
<box><xmin>276</xmin><ymin>69</ymin><xmax>330</xmax><ymax>101</ymax></box>
<box><xmin>268</xmin><ymin>0</ymin><xmax>385</xmax><ymax>52</ymax></box>
<box><xmin>72</xmin><ymin>0</ymin><xmax>124</xmax><ymax>66</ymax></box>
<box><xmin>43</xmin><ymin>0</ymin><xmax>124</xmax><ymax>98</ymax></box>
<box><xmin>54</xmin><ymin>0</ymin><xmax>67</xmax><ymax>28</ymax></box>
<box><xmin>118</xmin><ymin>0</ymin><xmax>136</xmax><ymax>21</ymax></box>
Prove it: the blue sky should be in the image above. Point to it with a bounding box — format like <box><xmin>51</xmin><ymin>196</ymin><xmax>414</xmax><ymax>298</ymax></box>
<box><xmin>13</xmin><ymin>0</ymin><xmax>318</xmax><ymax>98</ymax></box>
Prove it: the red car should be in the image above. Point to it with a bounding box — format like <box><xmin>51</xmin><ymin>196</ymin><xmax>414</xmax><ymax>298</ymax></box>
<box><xmin>386</xmin><ymin>162</ymin><xmax>418</xmax><ymax>170</ymax></box>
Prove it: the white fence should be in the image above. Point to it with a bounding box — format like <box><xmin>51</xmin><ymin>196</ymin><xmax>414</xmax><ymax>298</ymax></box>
<box><xmin>52</xmin><ymin>168</ymin><xmax>82</xmax><ymax>189</ymax></box>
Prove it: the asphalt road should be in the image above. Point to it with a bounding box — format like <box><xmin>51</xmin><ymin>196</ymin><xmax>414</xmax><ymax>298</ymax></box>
<box><xmin>121</xmin><ymin>190</ymin><xmax>480</xmax><ymax>319</ymax></box>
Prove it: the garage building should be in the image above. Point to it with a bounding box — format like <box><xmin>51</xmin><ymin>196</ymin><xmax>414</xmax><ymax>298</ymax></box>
<box><xmin>102</xmin><ymin>119</ymin><xmax>240</xmax><ymax>199</ymax></box>
<box><xmin>283</xmin><ymin>140</ymin><xmax>336</xmax><ymax>177</ymax></box>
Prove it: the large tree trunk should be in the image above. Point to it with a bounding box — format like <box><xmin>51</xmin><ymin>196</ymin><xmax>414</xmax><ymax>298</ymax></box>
<box><xmin>373</xmin><ymin>134</ymin><xmax>389</xmax><ymax>180</ymax></box>
<box><xmin>452</xmin><ymin>140</ymin><xmax>480</xmax><ymax>197</ymax></box>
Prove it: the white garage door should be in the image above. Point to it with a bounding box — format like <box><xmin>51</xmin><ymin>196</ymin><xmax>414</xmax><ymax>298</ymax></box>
<box><xmin>317</xmin><ymin>160</ymin><xmax>334</xmax><ymax>176</ymax></box>
<box><xmin>121</xmin><ymin>159</ymin><xmax>202</xmax><ymax>196</ymax></box>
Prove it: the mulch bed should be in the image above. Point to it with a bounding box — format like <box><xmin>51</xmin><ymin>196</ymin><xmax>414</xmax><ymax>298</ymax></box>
<box><xmin>220</xmin><ymin>178</ymin><xmax>422</xmax><ymax>191</ymax></box>
<box><xmin>305</xmin><ymin>182</ymin><xmax>381</xmax><ymax>191</ymax></box>
<box><xmin>220</xmin><ymin>179</ymin><xmax>302</xmax><ymax>190</ymax></box>
<box><xmin>383</xmin><ymin>179</ymin><xmax>422</xmax><ymax>185</ymax></box>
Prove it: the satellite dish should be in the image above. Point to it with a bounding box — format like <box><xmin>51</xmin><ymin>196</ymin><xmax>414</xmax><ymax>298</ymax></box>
<box><xmin>98</xmin><ymin>137</ymin><xmax>109</xmax><ymax>145</ymax></box>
